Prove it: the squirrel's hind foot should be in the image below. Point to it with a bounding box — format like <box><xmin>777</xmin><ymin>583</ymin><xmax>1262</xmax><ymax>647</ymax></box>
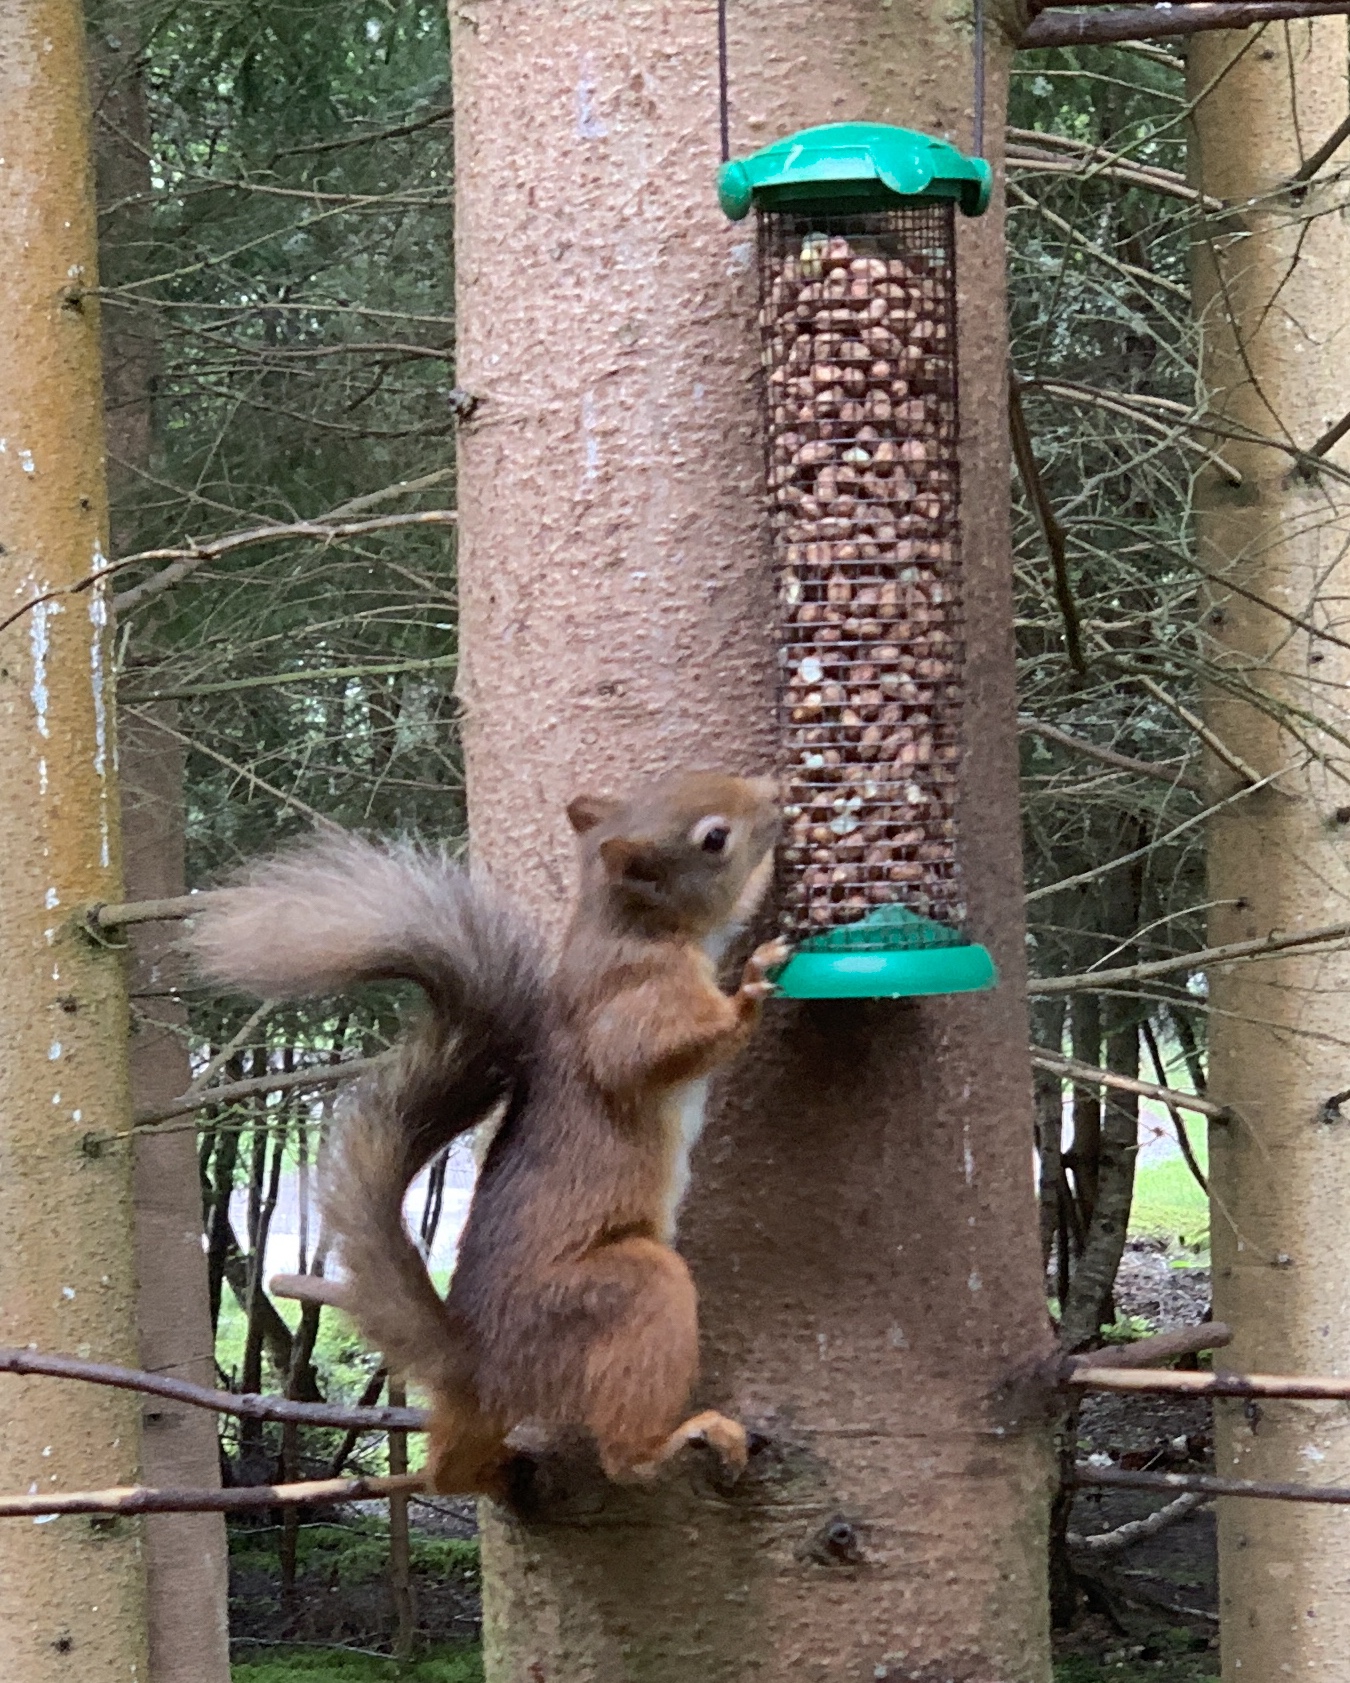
<box><xmin>606</xmin><ymin>1409</ymin><xmax>749</xmax><ymax>1486</ymax></box>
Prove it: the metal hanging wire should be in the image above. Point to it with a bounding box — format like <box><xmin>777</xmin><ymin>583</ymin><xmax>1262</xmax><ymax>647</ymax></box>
<box><xmin>717</xmin><ymin>0</ymin><xmax>730</xmax><ymax>162</ymax></box>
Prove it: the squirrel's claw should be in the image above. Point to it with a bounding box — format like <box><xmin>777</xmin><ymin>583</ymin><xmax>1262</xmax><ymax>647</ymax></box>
<box><xmin>741</xmin><ymin>936</ymin><xmax>790</xmax><ymax>995</ymax></box>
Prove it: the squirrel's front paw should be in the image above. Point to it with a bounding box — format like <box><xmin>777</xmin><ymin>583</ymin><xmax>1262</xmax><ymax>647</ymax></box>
<box><xmin>740</xmin><ymin>937</ymin><xmax>790</xmax><ymax>998</ymax></box>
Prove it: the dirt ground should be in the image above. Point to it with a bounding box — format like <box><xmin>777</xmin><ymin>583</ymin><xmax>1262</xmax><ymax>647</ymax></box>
<box><xmin>1059</xmin><ymin>1241</ymin><xmax>1218</xmax><ymax>1676</ymax></box>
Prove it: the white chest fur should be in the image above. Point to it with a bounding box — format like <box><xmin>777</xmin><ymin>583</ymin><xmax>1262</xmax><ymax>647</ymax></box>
<box><xmin>656</xmin><ymin>918</ymin><xmax>743</xmax><ymax>1242</ymax></box>
<box><xmin>659</xmin><ymin>1076</ymin><xmax>711</xmax><ymax>1242</ymax></box>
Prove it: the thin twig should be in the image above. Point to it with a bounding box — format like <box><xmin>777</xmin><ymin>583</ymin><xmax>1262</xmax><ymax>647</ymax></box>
<box><xmin>1134</xmin><ymin>674</ymin><xmax>1260</xmax><ymax>790</ymax></box>
<box><xmin>1030</xmin><ymin>1051</ymin><xmax>1230</xmax><ymax>1121</ymax></box>
<box><xmin>1143</xmin><ymin>1018</ymin><xmax>1210</xmax><ymax>1194</ymax></box>
<box><xmin>1076</xmin><ymin>1464</ymin><xmax>1350</xmax><ymax>1505</ymax></box>
<box><xmin>1006</xmin><ymin>128</ymin><xmax>1219</xmax><ymax>208</ymax></box>
<box><xmin>187</xmin><ymin>1000</ymin><xmax>278</xmax><ymax>1098</ymax></box>
<box><xmin>0</xmin><ymin>1473</ymin><xmax>425</xmax><ymax>1520</ymax></box>
<box><xmin>1007</xmin><ymin>181</ymin><xmax>1190</xmax><ymax>301</ymax></box>
<box><xmin>132</xmin><ymin>653</ymin><xmax>458</xmax><ymax>705</ymax></box>
<box><xmin>1308</xmin><ymin>406</ymin><xmax>1350</xmax><ymax>460</ymax></box>
<box><xmin>1029</xmin><ymin>917</ymin><xmax>1350</xmax><ymax>995</ymax></box>
<box><xmin>1023</xmin><ymin>378</ymin><xmax>1244</xmax><ymax>483</ymax></box>
<box><xmin>1069</xmin><ymin>1491</ymin><xmax>1212</xmax><ymax>1556</ymax></box>
<box><xmin>1018</xmin><ymin>717</ymin><xmax>1203</xmax><ymax>792</ymax></box>
<box><xmin>1025</xmin><ymin>771</ymin><xmax>1279</xmax><ymax>904</ymax></box>
<box><xmin>273</xmin><ymin>103</ymin><xmax>453</xmax><ymax>160</ymax></box>
<box><xmin>1010</xmin><ymin>373</ymin><xmax>1087</xmax><ymax>676</ymax></box>
<box><xmin>123</xmin><ymin>713</ymin><xmax>336</xmax><ymax>828</ymax></box>
<box><xmin>1289</xmin><ymin>109</ymin><xmax>1350</xmax><ymax>184</ymax></box>
<box><xmin>0</xmin><ymin>1346</ymin><xmax>424</xmax><ymax>1431</ymax></box>
<box><xmin>1005</xmin><ymin>146</ymin><xmax>1218</xmax><ymax>209</ymax></box>
<box><xmin>135</xmin><ymin>1058</ymin><xmax>380</xmax><ymax>1128</ymax></box>
<box><xmin>323</xmin><ymin>467</ymin><xmax>455</xmax><ymax>519</ymax></box>
<box><xmin>1023</xmin><ymin>2</ymin><xmax>1350</xmax><ymax>50</ymax></box>
<box><xmin>112</xmin><ymin>509</ymin><xmax>457</xmax><ymax>616</ymax></box>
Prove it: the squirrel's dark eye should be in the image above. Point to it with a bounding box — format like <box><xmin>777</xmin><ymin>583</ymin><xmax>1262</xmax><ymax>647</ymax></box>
<box><xmin>692</xmin><ymin>815</ymin><xmax>731</xmax><ymax>854</ymax></box>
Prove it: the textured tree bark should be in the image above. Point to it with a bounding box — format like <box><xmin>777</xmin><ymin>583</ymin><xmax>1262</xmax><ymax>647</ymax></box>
<box><xmin>88</xmin><ymin>16</ymin><xmax>233</xmax><ymax>1672</ymax></box>
<box><xmin>453</xmin><ymin>3</ymin><xmax>1053</xmax><ymax>1678</ymax></box>
<box><xmin>0</xmin><ymin>1</ymin><xmax>149</xmax><ymax>1673</ymax></box>
<box><xmin>1190</xmin><ymin>24</ymin><xmax>1350</xmax><ymax>1682</ymax></box>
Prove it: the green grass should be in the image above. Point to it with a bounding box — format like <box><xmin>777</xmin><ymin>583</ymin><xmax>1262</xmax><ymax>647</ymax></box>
<box><xmin>217</xmin><ymin>1270</ymin><xmax>454</xmax><ymax>1475</ymax></box>
<box><xmin>232</xmin><ymin>1642</ymin><xmax>482</xmax><ymax>1682</ymax></box>
<box><xmin>217</xmin><ymin>1269</ymin><xmax>450</xmax><ymax>1395</ymax></box>
<box><xmin>1130</xmin><ymin>1121</ymin><xmax>1209</xmax><ymax>1251</ymax></box>
<box><xmin>1054</xmin><ymin>1645</ymin><xmax>1217</xmax><ymax>1683</ymax></box>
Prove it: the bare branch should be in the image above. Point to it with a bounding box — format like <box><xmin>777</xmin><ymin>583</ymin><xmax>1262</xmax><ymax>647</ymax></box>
<box><xmin>122</xmin><ymin>713</ymin><xmax>337</xmax><ymax>827</ymax></box>
<box><xmin>1076</xmin><ymin>1464</ymin><xmax>1350</xmax><ymax>1505</ymax></box>
<box><xmin>186</xmin><ymin>1000</ymin><xmax>277</xmax><ymax>1097</ymax></box>
<box><xmin>1006</xmin><ymin>145</ymin><xmax>1219</xmax><ymax>209</ymax></box>
<box><xmin>272</xmin><ymin>103</ymin><xmax>452</xmax><ymax>160</ymax></box>
<box><xmin>0</xmin><ymin>1345</ymin><xmax>424</xmax><ymax>1432</ymax></box>
<box><xmin>1021</xmin><ymin>378</ymin><xmax>1244</xmax><ymax>483</ymax></box>
<box><xmin>1308</xmin><ymin>406</ymin><xmax>1350</xmax><ymax>459</ymax></box>
<box><xmin>1289</xmin><ymin>109</ymin><xmax>1350</xmax><ymax>184</ymax></box>
<box><xmin>1019</xmin><ymin>716</ymin><xmax>1204</xmax><ymax>792</ymax></box>
<box><xmin>0</xmin><ymin>1473</ymin><xmax>426</xmax><ymax>1520</ymax></box>
<box><xmin>1022</xmin><ymin>3</ymin><xmax>1350</xmax><ymax>51</ymax></box>
<box><xmin>1025</xmin><ymin>771</ymin><xmax>1279</xmax><ymax>903</ymax></box>
<box><xmin>1143</xmin><ymin>1018</ymin><xmax>1210</xmax><ymax>1194</ymax></box>
<box><xmin>1071</xmin><ymin>1367</ymin><xmax>1350</xmax><ymax>1401</ymax></box>
<box><xmin>1067</xmin><ymin>1324</ymin><xmax>1232</xmax><ymax>1370</ymax></box>
<box><xmin>112</xmin><ymin>509</ymin><xmax>457</xmax><ymax>616</ymax></box>
<box><xmin>1007</xmin><ymin>181</ymin><xmax>1190</xmax><ymax>301</ymax></box>
<box><xmin>326</xmin><ymin>467</ymin><xmax>454</xmax><ymax>519</ymax></box>
<box><xmin>91</xmin><ymin>893</ymin><xmax>200</xmax><ymax>929</ymax></box>
<box><xmin>1069</xmin><ymin>1491</ymin><xmax>1212</xmax><ymax>1555</ymax></box>
<box><xmin>1010</xmin><ymin>374</ymin><xmax>1087</xmax><ymax>676</ymax></box>
<box><xmin>1030</xmin><ymin>1050</ymin><xmax>1230</xmax><ymax>1120</ymax></box>
<box><xmin>133</xmin><ymin>653</ymin><xmax>458</xmax><ymax>705</ymax></box>
<box><xmin>1007</xmin><ymin>128</ymin><xmax>1220</xmax><ymax>211</ymax></box>
<box><xmin>1029</xmin><ymin>918</ymin><xmax>1350</xmax><ymax>995</ymax></box>
<box><xmin>135</xmin><ymin>1058</ymin><xmax>380</xmax><ymax>1128</ymax></box>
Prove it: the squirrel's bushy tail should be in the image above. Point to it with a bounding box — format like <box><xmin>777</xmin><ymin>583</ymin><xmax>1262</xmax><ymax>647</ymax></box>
<box><xmin>189</xmin><ymin>830</ymin><xmax>547</xmax><ymax>1391</ymax></box>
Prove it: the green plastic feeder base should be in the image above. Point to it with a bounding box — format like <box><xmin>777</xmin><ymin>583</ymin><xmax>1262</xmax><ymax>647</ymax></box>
<box><xmin>770</xmin><ymin>906</ymin><xmax>997</xmax><ymax>1000</ymax></box>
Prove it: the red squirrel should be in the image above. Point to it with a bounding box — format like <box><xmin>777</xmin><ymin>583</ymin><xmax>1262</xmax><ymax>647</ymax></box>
<box><xmin>189</xmin><ymin>770</ymin><xmax>784</xmax><ymax>1497</ymax></box>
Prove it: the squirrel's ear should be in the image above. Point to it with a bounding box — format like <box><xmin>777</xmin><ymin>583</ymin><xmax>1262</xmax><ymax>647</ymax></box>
<box><xmin>567</xmin><ymin>793</ymin><xmax>622</xmax><ymax>835</ymax></box>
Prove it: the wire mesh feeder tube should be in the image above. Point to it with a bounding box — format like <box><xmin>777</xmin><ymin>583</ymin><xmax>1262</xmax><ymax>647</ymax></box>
<box><xmin>720</xmin><ymin>124</ymin><xmax>997</xmax><ymax>999</ymax></box>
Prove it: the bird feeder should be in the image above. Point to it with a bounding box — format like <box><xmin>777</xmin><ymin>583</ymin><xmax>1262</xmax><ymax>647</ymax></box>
<box><xmin>719</xmin><ymin>123</ymin><xmax>998</xmax><ymax>999</ymax></box>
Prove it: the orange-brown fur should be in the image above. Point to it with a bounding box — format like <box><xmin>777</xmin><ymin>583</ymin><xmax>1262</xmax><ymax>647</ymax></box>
<box><xmin>191</xmin><ymin>771</ymin><xmax>782</xmax><ymax>1497</ymax></box>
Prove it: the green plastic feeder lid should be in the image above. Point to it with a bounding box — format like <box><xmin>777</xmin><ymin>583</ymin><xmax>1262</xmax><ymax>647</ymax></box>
<box><xmin>770</xmin><ymin>904</ymin><xmax>997</xmax><ymax>1000</ymax></box>
<box><xmin>718</xmin><ymin>121</ymin><xmax>992</xmax><ymax>222</ymax></box>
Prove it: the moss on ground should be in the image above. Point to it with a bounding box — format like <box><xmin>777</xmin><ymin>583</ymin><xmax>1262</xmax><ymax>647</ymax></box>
<box><xmin>232</xmin><ymin>1642</ymin><xmax>483</xmax><ymax>1681</ymax></box>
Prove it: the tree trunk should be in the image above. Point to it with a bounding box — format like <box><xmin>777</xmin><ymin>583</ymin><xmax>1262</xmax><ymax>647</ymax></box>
<box><xmin>453</xmin><ymin>4</ymin><xmax>1053</xmax><ymax>1678</ymax></box>
<box><xmin>121</xmin><ymin>711</ymin><xmax>233</xmax><ymax>1683</ymax></box>
<box><xmin>89</xmin><ymin>13</ymin><xmax>233</xmax><ymax>1669</ymax></box>
<box><xmin>1190</xmin><ymin>24</ymin><xmax>1350</xmax><ymax>1681</ymax></box>
<box><xmin>0</xmin><ymin>2</ymin><xmax>148</xmax><ymax>1673</ymax></box>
